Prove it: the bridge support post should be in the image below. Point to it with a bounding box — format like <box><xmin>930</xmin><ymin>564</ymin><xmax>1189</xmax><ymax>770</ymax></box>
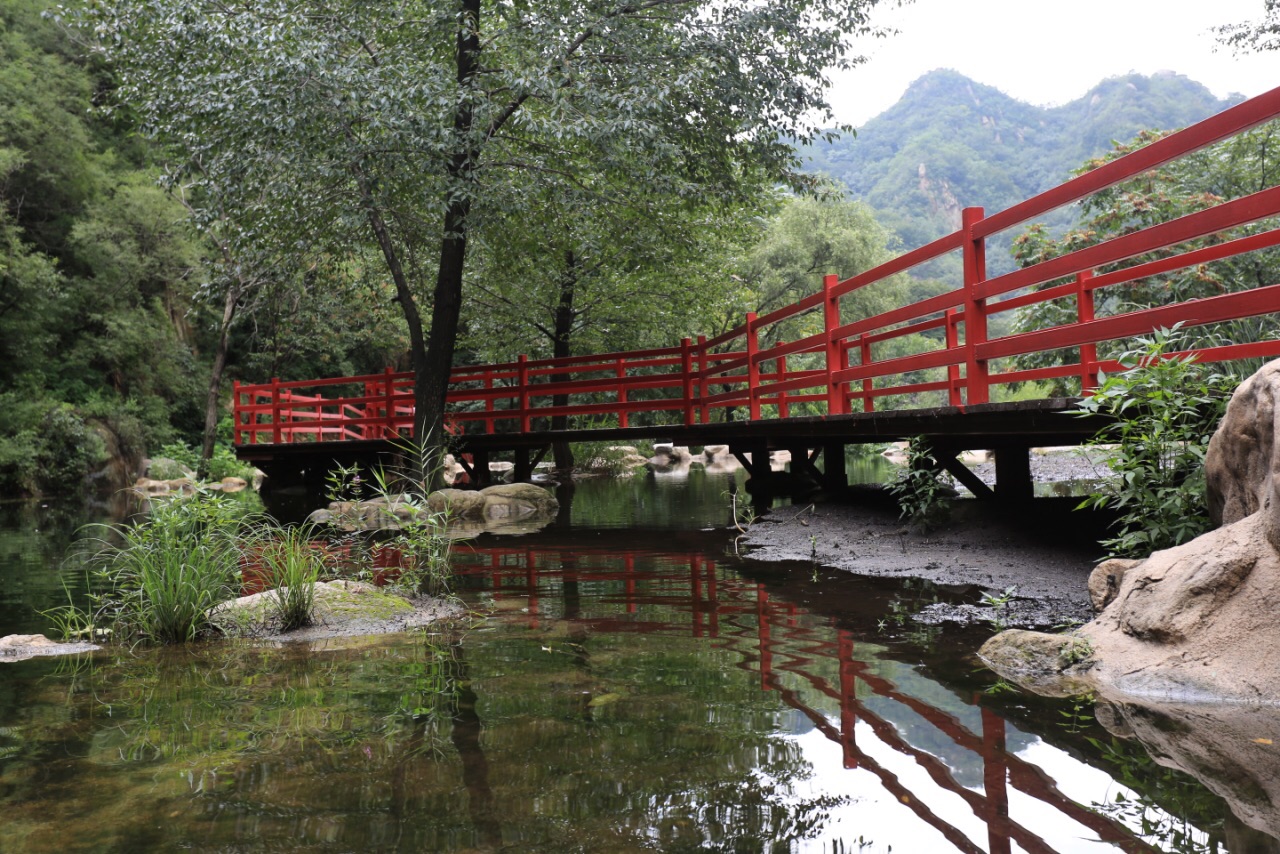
<box><xmin>962</xmin><ymin>207</ymin><xmax>990</xmax><ymax>406</ymax></box>
<box><xmin>470</xmin><ymin>449</ymin><xmax>493</xmax><ymax>486</ymax></box>
<box><xmin>514</xmin><ymin>448</ymin><xmax>533</xmax><ymax>483</ymax></box>
<box><xmin>731</xmin><ymin>440</ymin><xmax>773</xmax><ymax>509</ymax></box>
<box><xmin>994</xmin><ymin>447</ymin><xmax>1033</xmax><ymax>502</ymax></box>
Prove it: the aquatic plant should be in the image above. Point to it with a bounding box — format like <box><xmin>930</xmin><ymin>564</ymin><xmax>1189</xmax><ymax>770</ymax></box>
<box><xmin>322</xmin><ymin>434</ymin><xmax>454</xmax><ymax>596</ymax></box>
<box><xmin>80</xmin><ymin>492</ymin><xmax>245</xmax><ymax>644</ymax></box>
<box><xmin>245</xmin><ymin>523</ymin><xmax>326</xmax><ymax>632</ymax></box>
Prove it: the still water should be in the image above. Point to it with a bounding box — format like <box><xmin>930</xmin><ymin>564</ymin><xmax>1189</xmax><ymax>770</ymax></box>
<box><xmin>0</xmin><ymin>471</ymin><xmax>1264</xmax><ymax>852</ymax></box>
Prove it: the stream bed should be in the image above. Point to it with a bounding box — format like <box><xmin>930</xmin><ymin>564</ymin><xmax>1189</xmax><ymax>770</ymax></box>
<box><xmin>0</xmin><ymin>470</ymin><xmax>1267</xmax><ymax>852</ymax></box>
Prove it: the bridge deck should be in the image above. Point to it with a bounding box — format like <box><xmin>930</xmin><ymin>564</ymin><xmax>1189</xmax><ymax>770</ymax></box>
<box><xmin>235</xmin><ymin>86</ymin><xmax>1280</xmax><ymax>508</ymax></box>
<box><xmin>239</xmin><ymin>398</ymin><xmax>1104</xmax><ymax>506</ymax></box>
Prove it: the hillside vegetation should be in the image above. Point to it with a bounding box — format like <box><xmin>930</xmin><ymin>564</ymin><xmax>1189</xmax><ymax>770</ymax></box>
<box><xmin>806</xmin><ymin>69</ymin><xmax>1242</xmax><ymax>273</ymax></box>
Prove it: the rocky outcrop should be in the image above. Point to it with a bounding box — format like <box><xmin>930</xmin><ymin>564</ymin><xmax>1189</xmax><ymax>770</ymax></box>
<box><xmin>982</xmin><ymin>358</ymin><xmax>1280</xmax><ymax>705</ymax></box>
<box><xmin>979</xmin><ymin>361</ymin><xmax>1280</xmax><ymax>839</ymax></box>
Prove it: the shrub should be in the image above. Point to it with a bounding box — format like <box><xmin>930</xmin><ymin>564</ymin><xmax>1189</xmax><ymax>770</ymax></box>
<box><xmin>887</xmin><ymin>436</ymin><xmax>953</xmax><ymax>530</ymax></box>
<box><xmin>82</xmin><ymin>492</ymin><xmax>245</xmax><ymax>644</ymax></box>
<box><xmin>35</xmin><ymin>405</ymin><xmax>106</xmax><ymax>491</ymax></box>
<box><xmin>1076</xmin><ymin>326</ymin><xmax>1237</xmax><ymax>558</ymax></box>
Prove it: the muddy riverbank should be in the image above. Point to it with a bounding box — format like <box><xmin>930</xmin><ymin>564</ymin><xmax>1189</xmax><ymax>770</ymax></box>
<box><xmin>741</xmin><ymin>453</ymin><xmax>1116</xmax><ymax>627</ymax></box>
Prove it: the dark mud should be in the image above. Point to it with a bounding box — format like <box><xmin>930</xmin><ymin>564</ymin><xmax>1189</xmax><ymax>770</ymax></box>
<box><xmin>741</xmin><ymin>451</ymin><xmax>1115</xmax><ymax>628</ymax></box>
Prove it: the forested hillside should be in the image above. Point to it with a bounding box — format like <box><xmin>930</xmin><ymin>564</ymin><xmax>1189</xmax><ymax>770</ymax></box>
<box><xmin>805</xmin><ymin>69</ymin><xmax>1242</xmax><ymax>268</ymax></box>
<box><xmin>0</xmin><ymin>0</ymin><xmax>408</xmax><ymax>495</ymax></box>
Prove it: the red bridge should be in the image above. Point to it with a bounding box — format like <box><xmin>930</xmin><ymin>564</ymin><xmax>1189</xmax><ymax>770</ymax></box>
<box><xmin>235</xmin><ymin>87</ymin><xmax>1280</xmax><ymax>500</ymax></box>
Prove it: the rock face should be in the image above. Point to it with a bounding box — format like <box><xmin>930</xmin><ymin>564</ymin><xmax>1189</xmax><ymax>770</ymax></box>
<box><xmin>982</xmin><ymin>359</ymin><xmax>1280</xmax><ymax>705</ymax></box>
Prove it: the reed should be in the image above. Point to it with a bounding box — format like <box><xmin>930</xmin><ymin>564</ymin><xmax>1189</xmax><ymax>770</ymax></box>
<box><xmin>246</xmin><ymin>523</ymin><xmax>325</xmax><ymax>632</ymax></box>
<box><xmin>90</xmin><ymin>493</ymin><xmax>244</xmax><ymax>644</ymax></box>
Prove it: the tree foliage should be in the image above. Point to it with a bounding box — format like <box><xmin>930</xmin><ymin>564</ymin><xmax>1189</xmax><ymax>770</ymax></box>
<box><xmin>71</xmin><ymin>0</ymin><xmax>893</xmax><ymax>476</ymax></box>
<box><xmin>1009</xmin><ymin>123</ymin><xmax>1280</xmax><ymax>393</ymax></box>
<box><xmin>1076</xmin><ymin>328</ymin><xmax>1237</xmax><ymax>559</ymax></box>
<box><xmin>0</xmin><ymin>1</ymin><xmax>410</xmax><ymax>495</ymax></box>
<box><xmin>1217</xmin><ymin>0</ymin><xmax>1280</xmax><ymax>53</ymax></box>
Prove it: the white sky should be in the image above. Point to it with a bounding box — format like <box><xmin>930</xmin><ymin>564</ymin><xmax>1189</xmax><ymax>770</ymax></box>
<box><xmin>831</xmin><ymin>0</ymin><xmax>1278</xmax><ymax>126</ymax></box>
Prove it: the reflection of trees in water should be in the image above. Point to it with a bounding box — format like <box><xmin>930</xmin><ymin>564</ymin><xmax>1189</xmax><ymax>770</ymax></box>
<box><xmin>5</xmin><ymin>537</ymin><xmax>1263</xmax><ymax>851</ymax></box>
<box><xmin>3</xmin><ymin>614</ymin><xmax>839</xmax><ymax>851</ymax></box>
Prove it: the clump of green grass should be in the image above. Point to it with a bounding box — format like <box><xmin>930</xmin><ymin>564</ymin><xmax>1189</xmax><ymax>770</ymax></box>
<box><xmin>83</xmin><ymin>492</ymin><xmax>245</xmax><ymax>644</ymax></box>
<box><xmin>246</xmin><ymin>523</ymin><xmax>325</xmax><ymax>632</ymax></box>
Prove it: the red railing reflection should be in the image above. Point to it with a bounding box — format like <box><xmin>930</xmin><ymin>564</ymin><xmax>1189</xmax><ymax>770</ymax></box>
<box><xmin>450</xmin><ymin>544</ymin><xmax>1159</xmax><ymax>852</ymax></box>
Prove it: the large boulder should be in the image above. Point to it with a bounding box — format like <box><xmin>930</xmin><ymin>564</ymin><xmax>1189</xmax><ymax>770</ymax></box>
<box><xmin>426</xmin><ymin>488</ymin><xmax>488</xmax><ymax>518</ymax></box>
<box><xmin>478</xmin><ymin>482</ymin><xmax>558</xmax><ymax>521</ymax></box>
<box><xmin>982</xmin><ymin>357</ymin><xmax>1280</xmax><ymax>705</ymax></box>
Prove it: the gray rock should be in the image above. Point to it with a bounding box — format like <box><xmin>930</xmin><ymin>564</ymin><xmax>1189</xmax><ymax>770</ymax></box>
<box><xmin>0</xmin><ymin>633</ymin><xmax>100</xmax><ymax>662</ymax></box>
<box><xmin>479</xmin><ymin>482</ymin><xmax>558</xmax><ymax>520</ymax></box>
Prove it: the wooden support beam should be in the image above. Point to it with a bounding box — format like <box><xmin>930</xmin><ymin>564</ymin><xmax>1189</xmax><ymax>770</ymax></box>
<box><xmin>822</xmin><ymin>442</ymin><xmax>847</xmax><ymax>490</ymax></box>
<box><xmin>935</xmin><ymin>453</ymin><xmax>995</xmax><ymax>500</ymax></box>
<box><xmin>513</xmin><ymin>445</ymin><xmax>551</xmax><ymax>482</ymax></box>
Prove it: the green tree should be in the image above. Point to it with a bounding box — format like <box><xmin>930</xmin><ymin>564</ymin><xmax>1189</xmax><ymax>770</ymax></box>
<box><xmin>725</xmin><ymin>196</ymin><xmax>948</xmax><ymax>411</ymax></box>
<box><xmin>75</xmin><ymin>0</ymin><xmax>892</xmax><ymax>478</ymax></box>
<box><xmin>1218</xmin><ymin>1</ymin><xmax>1280</xmax><ymax>53</ymax></box>
<box><xmin>1010</xmin><ymin>124</ymin><xmax>1280</xmax><ymax>393</ymax></box>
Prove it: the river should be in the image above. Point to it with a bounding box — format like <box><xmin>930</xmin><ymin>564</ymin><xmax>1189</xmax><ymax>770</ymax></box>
<box><xmin>0</xmin><ymin>471</ymin><xmax>1262</xmax><ymax>852</ymax></box>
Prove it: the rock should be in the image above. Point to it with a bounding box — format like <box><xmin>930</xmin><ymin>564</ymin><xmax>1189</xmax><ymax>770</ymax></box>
<box><xmin>1088</xmin><ymin>558</ymin><xmax>1140</xmax><ymax>611</ymax></box>
<box><xmin>977</xmin><ymin>630</ymin><xmax>1096</xmax><ymax>696</ymax></box>
<box><xmin>132</xmin><ymin>477</ymin><xmax>171</xmax><ymax>494</ymax></box>
<box><xmin>985</xmin><ymin>358</ymin><xmax>1280</xmax><ymax>705</ymax></box>
<box><xmin>220</xmin><ymin>476</ymin><xmax>248</xmax><ymax>493</ymax></box>
<box><xmin>0</xmin><ymin>633</ymin><xmax>99</xmax><ymax>662</ymax></box>
<box><xmin>479</xmin><ymin>482</ymin><xmax>558</xmax><ymax>521</ymax></box>
<box><xmin>426</xmin><ymin>488</ymin><xmax>488</xmax><ymax>518</ymax></box>
<box><xmin>208</xmin><ymin>580</ymin><xmax>456</xmax><ymax>640</ymax></box>
<box><xmin>1206</xmin><ymin>358</ymin><xmax>1280</xmax><ymax>542</ymax></box>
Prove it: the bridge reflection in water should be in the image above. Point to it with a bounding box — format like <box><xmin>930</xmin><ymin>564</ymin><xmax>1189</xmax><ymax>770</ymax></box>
<box><xmin>452</xmin><ymin>541</ymin><xmax>1187</xmax><ymax>853</ymax></box>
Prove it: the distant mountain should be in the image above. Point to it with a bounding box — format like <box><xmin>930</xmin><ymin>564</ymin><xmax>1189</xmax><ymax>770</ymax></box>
<box><xmin>805</xmin><ymin>69</ymin><xmax>1243</xmax><ymax>274</ymax></box>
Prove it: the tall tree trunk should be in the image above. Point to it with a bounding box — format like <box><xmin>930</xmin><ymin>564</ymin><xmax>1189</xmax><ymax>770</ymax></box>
<box><xmin>198</xmin><ymin>281</ymin><xmax>243</xmax><ymax>479</ymax></box>
<box><xmin>414</xmin><ymin>0</ymin><xmax>482</xmax><ymax>488</ymax></box>
<box><xmin>551</xmin><ymin>250</ymin><xmax>577</xmax><ymax>474</ymax></box>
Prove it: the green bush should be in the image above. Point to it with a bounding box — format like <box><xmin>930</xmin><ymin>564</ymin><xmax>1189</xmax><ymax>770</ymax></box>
<box><xmin>1076</xmin><ymin>327</ymin><xmax>1237</xmax><ymax>558</ymax></box>
<box><xmin>887</xmin><ymin>436</ymin><xmax>953</xmax><ymax>530</ymax></box>
<box><xmin>206</xmin><ymin>445</ymin><xmax>254</xmax><ymax>481</ymax></box>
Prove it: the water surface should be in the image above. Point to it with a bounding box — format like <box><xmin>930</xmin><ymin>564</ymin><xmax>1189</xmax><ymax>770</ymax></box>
<box><xmin>0</xmin><ymin>472</ymin><xmax>1257</xmax><ymax>852</ymax></box>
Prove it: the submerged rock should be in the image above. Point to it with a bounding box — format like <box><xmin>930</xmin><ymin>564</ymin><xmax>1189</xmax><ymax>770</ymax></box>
<box><xmin>0</xmin><ymin>633</ymin><xmax>99</xmax><ymax>662</ymax></box>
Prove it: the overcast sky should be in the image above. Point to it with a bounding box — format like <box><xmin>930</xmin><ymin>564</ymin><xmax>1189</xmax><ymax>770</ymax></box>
<box><xmin>831</xmin><ymin>0</ymin><xmax>1277</xmax><ymax>126</ymax></box>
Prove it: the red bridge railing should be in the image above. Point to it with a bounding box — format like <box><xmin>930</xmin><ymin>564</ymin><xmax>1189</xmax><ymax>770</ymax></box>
<box><xmin>235</xmin><ymin>86</ymin><xmax>1280</xmax><ymax>445</ymax></box>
